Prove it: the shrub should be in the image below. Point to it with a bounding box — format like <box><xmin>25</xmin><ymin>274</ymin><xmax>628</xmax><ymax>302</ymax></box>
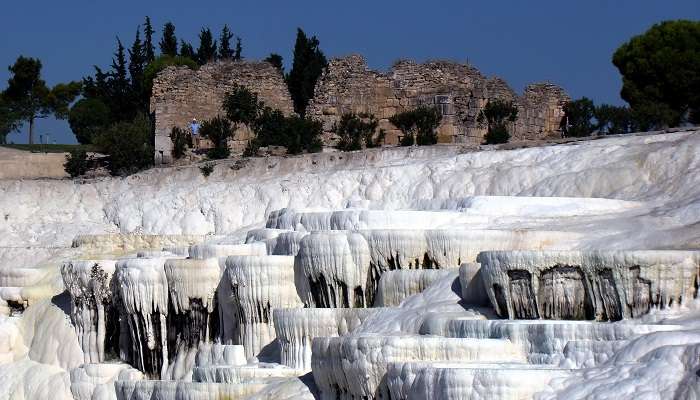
<box><xmin>199</xmin><ymin>162</ymin><xmax>214</xmax><ymax>177</ymax></box>
<box><xmin>68</xmin><ymin>98</ymin><xmax>111</xmax><ymax>144</ymax></box>
<box><xmin>478</xmin><ymin>99</ymin><xmax>518</xmax><ymax>144</ymax></box>
<box><xmin>335</xmin><ymin>113</ymin><xmax>379</xmax><ymax>151</ymax></box>
<box><xmin>169</xmin><ymin>126</ymin><xmax>190</xmax><ymax>159</ymax></box>
<box><xmin>284</xmin><ymin>115</ymin><xmax>323</xmax><ymax>154</ymax></box>
<box><xmin>200</xmin><ymin>116</ymin><xmax>233</xmax><ymax>159</ymax></box>
<box><xmin>389</xmin><ymin>107</ymin><xmax>442</xmax><ymax>146</ymax></box>
<box><xmin>94</xmin><ymin>114</ymin><xmax>153</xmax><ymax>176</ymax></box>
<box><xmin>64</xmin><ymin>148</ymin><xmax>92</xmax><ymax>177</ymax></box>
<box><xmin>223</xmin><ymin>85</ymin><xmax>263</xmax><ymax>127</ymax></box>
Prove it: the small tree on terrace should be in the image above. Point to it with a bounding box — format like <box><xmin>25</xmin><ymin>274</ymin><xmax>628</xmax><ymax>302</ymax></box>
<box><xmin>389</xmin><ymin>106</ymin><xmax>442</xmax><ymax>146</ymax></box>
<box><xmin>477</xmin><ymin>99</ymin><xmax>518</xmax><ymax>144</ymax></box>
<box><xmin>200</xmin><ymin>116</ymin><xmax>233</xmax><ymax>159</ymax></box>
<box><xmin>335</xmin><ymin>113</ymin><xmax>379</xmax><ymax>151</ymax></box>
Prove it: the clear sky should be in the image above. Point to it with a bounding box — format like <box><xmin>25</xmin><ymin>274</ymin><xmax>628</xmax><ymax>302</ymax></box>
<box><xmin>1</xmin><ymin>0</ymin><xmax>698</xmax><ymax>144</ymax></box>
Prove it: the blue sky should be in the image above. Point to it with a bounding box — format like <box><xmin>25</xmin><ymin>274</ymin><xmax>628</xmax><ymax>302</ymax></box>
<box><xmin>1</xmin><ymin>1</ymin><xmax>698</xmax><ymax>144</ymax></box>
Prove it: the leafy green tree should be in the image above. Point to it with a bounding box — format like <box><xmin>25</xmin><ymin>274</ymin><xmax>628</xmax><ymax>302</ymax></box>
<box><xmin>613</xmin><ymin>20</ymin><xmax>700</xmax><ymax>127</ymax></box>
<box><xmin>0</xmin><ymin>94</ymin><xmax>19</xmax><ymax>144</ymax></box>
<box><xmin>335</xmin><ymin>113</ymin><xmax>379</xmax><ymax>151</ymax></box>
<box><xmin>390</xmin><ymin>106</ymin><xmax>442</xmax><ymax>146</ymax></box>
<box><xmin>159</xmin><ymin>22</ymin><xmax>178</xmax><ymax>57</ymax></box>
<box><xmin>223</xmin><ymin>85</ymin><xmax>263</xmax><ymax>127</ymax></box>
<box><xmin>94</xmin><ymin>113</ymin><xmax>153</xmax><ymax>175</ymax></box>
<box><xmin>286</xmin><ymin>28</ymin><xmax>327</xmax><ymax>115</ymax></box>
<box><xmin>265</xmin><ymin>53</ymin><xmax>284</xmax><ymax>74</ymax></box>
<box><xmin>179</xmin><ymin>41</ymin><xmax>196</xmax><ymax>60</ymax></box>
<box><xmin>594</xmin><ymin>104</ymin><xmax>635</xmax><ymax>135</ymax></box>
<box><xmin>68</xmin><ymin>98</ymin><xmax>111</xmax><ymax>144</ymax></box>
<box><xmin>143</xmin><ymin>55</ymin><xmax>198</xmax><ymax>96</ymax></box>
<box><xmin>477</xmin><ymin>99</ymin><xmax>518</xmax><ymax>144</ymax></box>
<box><xmin>64</xmin><ymin>148</ymin><xmax>92</xmax><ymax>177</ymax></box>
<box><xmin>219</xmin><ymin>25</ymin><xmax>234</xmax><ymax>59</ymax></box>
<box><xmin>196</xmin><ymin>28</ymin><xmax>217</xmax><ymax>65</ymax></box>
<box><xmin>234</xmin><ymin>37</ymin><xmax>242</xmax><ymax>61</ymax></box>
<box><xmin>200</xmin><ymin>116</ymin><xmax>233</xmax><ymax>159</ymax></box>
<box><xmin>2</xmin><ymin>56</ymin><xmax>80</xmax><ymax>144</ymax></box>
<box><xmin>561</xmin><ymin>97</ymin><xmax>595</xmax><ymax>137</ymax></box>
<box><xmin>143</xmin><ymin>16</ymin><xmax>156</xmax><ymax>62</ymax></box>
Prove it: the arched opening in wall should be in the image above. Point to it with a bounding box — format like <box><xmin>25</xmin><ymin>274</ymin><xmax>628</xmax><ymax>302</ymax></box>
<box><xmin>507</xmin><ymin>269</ymin><xmax>539</xmax><ymax>319</ymax></box>
<box><xmin>597</xmin><ymin>268</ymin><xmax>623</xmax><ymax>321</ymax></box>
<box><xmin>537</xmin><ymin>265</ymin><xmax>593</xmax><ymax>320</ymax></box>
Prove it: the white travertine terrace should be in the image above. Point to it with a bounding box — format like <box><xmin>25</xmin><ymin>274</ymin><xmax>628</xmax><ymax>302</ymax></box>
<box><xmin>374</xmin><ymin>269</ymin><xmax>455</xmax><ymax>306</ymax></box>
<box><xmin>478</xmin><ymin>250</ymin><xmax>700</xmax><ymax>320</ymax></box>
<box><xmin>311</xmin><ymin>335</ymin><xmax>526</xmax><ymax>399</ymax></box>
<box><xmin>61</xmin><ymin>260</ymin><xmax>118</xmax><ymax>364</ymax></box>
<box><xmin>224</xmin><ymin>255</ymin><xmax>303</xmax><ymax>359</ymax></box>
<box><xmin>458</xmin><ymin>262</ymin><xmax>489</xmax><ymax>306</ymax></box>
<box><xmin>1</xmin><ymin>130</ymin><xmax>700</xmax><ymax>399</ymax></box>
<box><xmin>273</xmin><ymin>308</ymin><xmax>380</xmax><ymax>370</ymax></box>
<box><xmin>386</xmin><ymin>362</ymin><xmax>571</xmax><ymax>400</ymax></box>
<box><xmin>114</xmin><ymin>257</ymin><xmax>172</xmax><ymax>378</ymax></box>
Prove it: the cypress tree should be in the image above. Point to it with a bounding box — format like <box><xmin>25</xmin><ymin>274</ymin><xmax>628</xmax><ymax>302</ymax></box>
<box><xmin>234</xmin><ymin>37</ymin><xmax>242</xmax><ymax>60</ymax></box>
<box><xmin>159</xmin><ymin>22</ymin><xmax>178</xmax><ymax>57</ymax></box>
<box><xmin>111</xmin><ymin>38</ymin><xmax>132</xmax><ymax>121</ymax></box>
<box><xmin>128</xmin><ymin>28</ymin><xmax>146</xmax><ymax>89</ymax></box>
<box><xmin>179</xmin><ymin>40</ymin><xmax>196</xmax><ymax>60</ymax></box>
<box><xmin>219</xmin><ymin>25</ymin><xmax>234</xmax><ymax>59</ymax></box>
<box><xmin>143</xmin><ymin>16</ymin><xmax>156</xmax><ymax>62</ymax></box>
<box><xmin>196</xmin><ymin>28</ymin><xmax>217</xmax><ymax>65</ymax></box>
<box><xmin>129</xmin><ymin>28</ymin><xmax>147</xmax><ymax>113</ymax></box>
<box><xmin>287</xmin><ymin>28</ymin><xmax>327</xmax><ymax>115</ymax></box>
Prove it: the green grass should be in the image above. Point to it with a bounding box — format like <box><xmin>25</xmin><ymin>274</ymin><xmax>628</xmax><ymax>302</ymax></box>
<box><xmin>1</xmin><ymin>144</ymin><xmax>98</xmax><ymax>153</ymax></box>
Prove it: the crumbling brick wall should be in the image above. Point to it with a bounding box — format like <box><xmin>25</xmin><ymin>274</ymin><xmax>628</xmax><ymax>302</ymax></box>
<box><xmin>307</xmin><ymin>55</ymin><xmax>570</xmax><ymax>146</ymax></box>
<box><xmin>150</xmin><ymin>60</ymin><xmax>293</xmax><ymax>164</ymax></box>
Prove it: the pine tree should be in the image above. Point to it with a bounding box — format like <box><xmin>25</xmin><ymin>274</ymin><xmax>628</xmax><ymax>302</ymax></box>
<box><xmin>287</xmin><ymin>28</ymin><xmax>327</xmax><ymax>115</ymax></box>
<box><xmin>234</xmin><ymin>37</ymin><xmax>242</xmax><ymax>61</ymax></box>
<box><xmin>196</xmin><ymin>28</ymin><xmax>217</xmax><ymax>65</ymax></box>
<box><xmin>219</xmin><ymin>25</ymin><xmax>234</xmax><ymax>59</ymax></box>
<box><xmin>159</xmin><ymin>22</ymin><xmax>178</xmax><ymax>57</ymax></box>
<box><xmin>180</xmin><ymin>40</ymin><xmax>196</xmax><ymax>60</ymax></box>
<box><xmin>143</xmin><ymin>16</ymin><xmax>156</xmax><ymax>62</ymax></box>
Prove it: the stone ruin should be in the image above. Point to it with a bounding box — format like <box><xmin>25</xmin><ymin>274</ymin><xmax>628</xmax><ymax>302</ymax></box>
<box><xmin>151</xmin><ymin>55</ymin><xmax>570</xmax><ymax>163</ymax></box>
<box><xmin>150</xmin><ymin>60</ymin><xmax>294</xmax><ymax>164</ymax></box>
<box><xmin>307</xmin><ymin>55</ymin><xmax>570</xmax><ymax>145</ymax></box>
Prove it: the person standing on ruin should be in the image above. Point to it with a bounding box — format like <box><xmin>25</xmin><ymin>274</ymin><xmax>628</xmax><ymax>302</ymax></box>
<box><xmin>190</xmin><ymin>118</ymin><xmax>201</xmax><ymax>149</ymax></box>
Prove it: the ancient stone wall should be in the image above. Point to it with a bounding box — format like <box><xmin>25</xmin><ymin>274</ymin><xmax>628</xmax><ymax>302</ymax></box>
<box><xmin>151</xmin><ymin>61</ymin><xmax>293</xmax><ymax>164</ymax></box>
<box><xmin>307</xmin><ymin>55</ymin><xmax>570</xmax><ymax>145</ymax></box>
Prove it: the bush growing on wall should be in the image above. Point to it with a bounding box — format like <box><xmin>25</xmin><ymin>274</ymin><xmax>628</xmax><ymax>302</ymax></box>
<box><xmin>477</xmin><ymin>99</ymin><xmax>518</xmax><ymax>144</ymax></box>
<box><xmin>222</xmin><ymin>85</ymin><xmax>323</xmax><ymax>156</ymax></box>
<box><xmin>335</xmin><ymin>113</ymin><xmax>380</xmax><ymax>151</ymax></box>
<box><xmin>389</xmin><ymin>106</ymin><xmax>442</xmax><ymax>146</ymax></box>
<box><xmin>169</xmin><ymin>126</ymin><xmax>190</xmax><ymax>159</ymax></box>
<box><xmin>199</xmin><ymin>116</ymin><xmax>233</xmax><ymax>159</ymax></box>
<box><xmin>64</xmin><ymin>148</ymin><xmax>92</xmax><ymax>178</ymax></box>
